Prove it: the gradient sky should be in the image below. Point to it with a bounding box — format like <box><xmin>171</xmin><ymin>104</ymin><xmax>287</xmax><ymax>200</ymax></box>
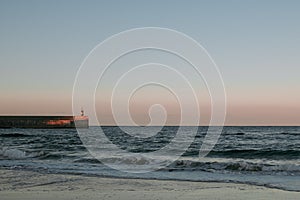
<box><xmin>1</xmin><ymin>0</ymin><xmax>300</xmax><ymax>125</ymax></box>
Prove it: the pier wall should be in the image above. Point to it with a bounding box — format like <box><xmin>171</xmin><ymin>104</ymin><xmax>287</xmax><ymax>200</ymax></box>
<box><xmin>0</xmin><ymin>116</ymin><xmax>89</xmax><ymax>128</ymax></box>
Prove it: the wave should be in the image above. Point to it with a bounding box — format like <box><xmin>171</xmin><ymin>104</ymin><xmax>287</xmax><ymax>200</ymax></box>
<box><xmin>0</xmin><ymin>147</ymin><xmax>44</xmax><ymax>159</ymax></box>
<box><xmin>68</xmin><ymin>155</ymin><xmax>300</xmax><ymax>175</ymax></box>
<box><xmin>183</xmin><ymin>149</ymin><xmax>300</xmax><ymax>160</ymax></box>
<box><xmin>280</xmin><ymin>132</ymin><xmax>300</xmax><ymax>136</ymax></box>
<box><xmin>0</xmin><ymin>133</ymin><xmax>30</xmax><ymax>137</ymax></box>
<box><xmin>74</xmin><ymin>158</ymin><xmax>102</xmax><ymax>164</ymax></box>
<box><xmin>163</xmin><ymin>158</ymin><xmax>300</xmax><ymax>175</ymax></box>
<box><xmin>208</xmin><ymin>149</ymin><xmax>300</xmax><ymax>159</ymax></box>
<box><xmin>235</xmin><ymin>132</ymin><xmax>245</xmax><ymax>135</ymax></box>
<box><xmin>1</xmin><ymin>157</ymin><xmax>299</xmax><ymax>192</ymax></box>
<box><xmin>223</xmin><ymin>131</ymin><xmax>246</xmax><ymax>135</ymax></box>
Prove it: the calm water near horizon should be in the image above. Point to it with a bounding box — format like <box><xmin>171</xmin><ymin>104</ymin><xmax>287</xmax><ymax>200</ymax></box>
<box><xmin>0</xmin><ymin>126</ymin><xmax>299</xmax><ymax>191</ymax></box>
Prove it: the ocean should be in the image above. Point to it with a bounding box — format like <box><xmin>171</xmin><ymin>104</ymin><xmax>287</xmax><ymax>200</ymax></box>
<box><xmin>0</xmin><ymin>126</ymin><xmax>299</xmax><ymax>192</ymax></box>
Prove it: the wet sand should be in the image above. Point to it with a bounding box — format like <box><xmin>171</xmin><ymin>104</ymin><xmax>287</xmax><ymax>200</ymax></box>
<box><xmin>0</xmin><ymin>169</ymin><xmax>299</xmax><ymax>200</ymax></box>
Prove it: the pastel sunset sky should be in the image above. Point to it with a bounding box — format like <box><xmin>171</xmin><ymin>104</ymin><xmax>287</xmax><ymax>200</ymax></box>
<box><xmin>1</xmin><ymin>0</ymin><xmax>299</xmax><ymax>125</ymax></box>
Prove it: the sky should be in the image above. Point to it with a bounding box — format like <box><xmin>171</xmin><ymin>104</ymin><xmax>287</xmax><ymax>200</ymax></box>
<box><xmin>0</xmin><ymin>0</ymin><xmax>300</xmax><ymax>125</ymax></box>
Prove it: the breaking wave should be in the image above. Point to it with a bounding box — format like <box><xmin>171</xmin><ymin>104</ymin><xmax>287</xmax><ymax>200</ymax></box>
<box><xmin>0</xmin><ymin>147</ymin><xmax>44</xmax><ymax>159</ymax></box>
<box><xmin>208</xmin><ymin>149</ymin><xmax>300</xmax><ymax>160</ymax></box>
<box><xmin>164</xmin><ymin>158</ymin><xmax>300</xmax><ymax>175</ymax></box>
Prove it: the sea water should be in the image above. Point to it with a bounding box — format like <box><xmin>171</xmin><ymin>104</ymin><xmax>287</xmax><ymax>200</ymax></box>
<box><xmin>0</xmin><ymin>126</ymin><xmax>299</xmax><ymax>191</ymax></box>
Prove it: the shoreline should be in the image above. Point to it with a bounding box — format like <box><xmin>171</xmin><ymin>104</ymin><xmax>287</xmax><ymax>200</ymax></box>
<box><xmin>0</xmin><ymin>169</ymin><xmax>299</xmax><ymax>200</ymax></box>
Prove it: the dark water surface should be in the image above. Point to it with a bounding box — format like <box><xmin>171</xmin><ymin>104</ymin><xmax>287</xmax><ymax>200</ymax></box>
<box><xmin>0</xmin><ymin>126</ymin><xmax>299</xmax><ymax>191</ymax></box>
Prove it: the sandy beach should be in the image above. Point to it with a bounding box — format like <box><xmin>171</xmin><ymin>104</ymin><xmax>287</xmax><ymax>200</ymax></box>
<box><xmin>0</xmin><ymin>169</ymin><xmax>298</xmax><ymax>200</ymax></box>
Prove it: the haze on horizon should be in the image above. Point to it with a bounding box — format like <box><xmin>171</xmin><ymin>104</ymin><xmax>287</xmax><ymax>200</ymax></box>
<box><xmin>1</xmin><ymin>0</ymin><xmax>300</xmax><ymax>126</ymax></box>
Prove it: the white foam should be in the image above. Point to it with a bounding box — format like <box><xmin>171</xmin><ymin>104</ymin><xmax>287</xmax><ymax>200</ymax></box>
<box><xmin>0</xmin><ymin>147</ymin><xmax>42</xmax><ymax>159</ymax></box>
<box><xmin>0</xmin><ymin>147</ymin><xmax>27</xmax><ymax>159</ymax></box>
